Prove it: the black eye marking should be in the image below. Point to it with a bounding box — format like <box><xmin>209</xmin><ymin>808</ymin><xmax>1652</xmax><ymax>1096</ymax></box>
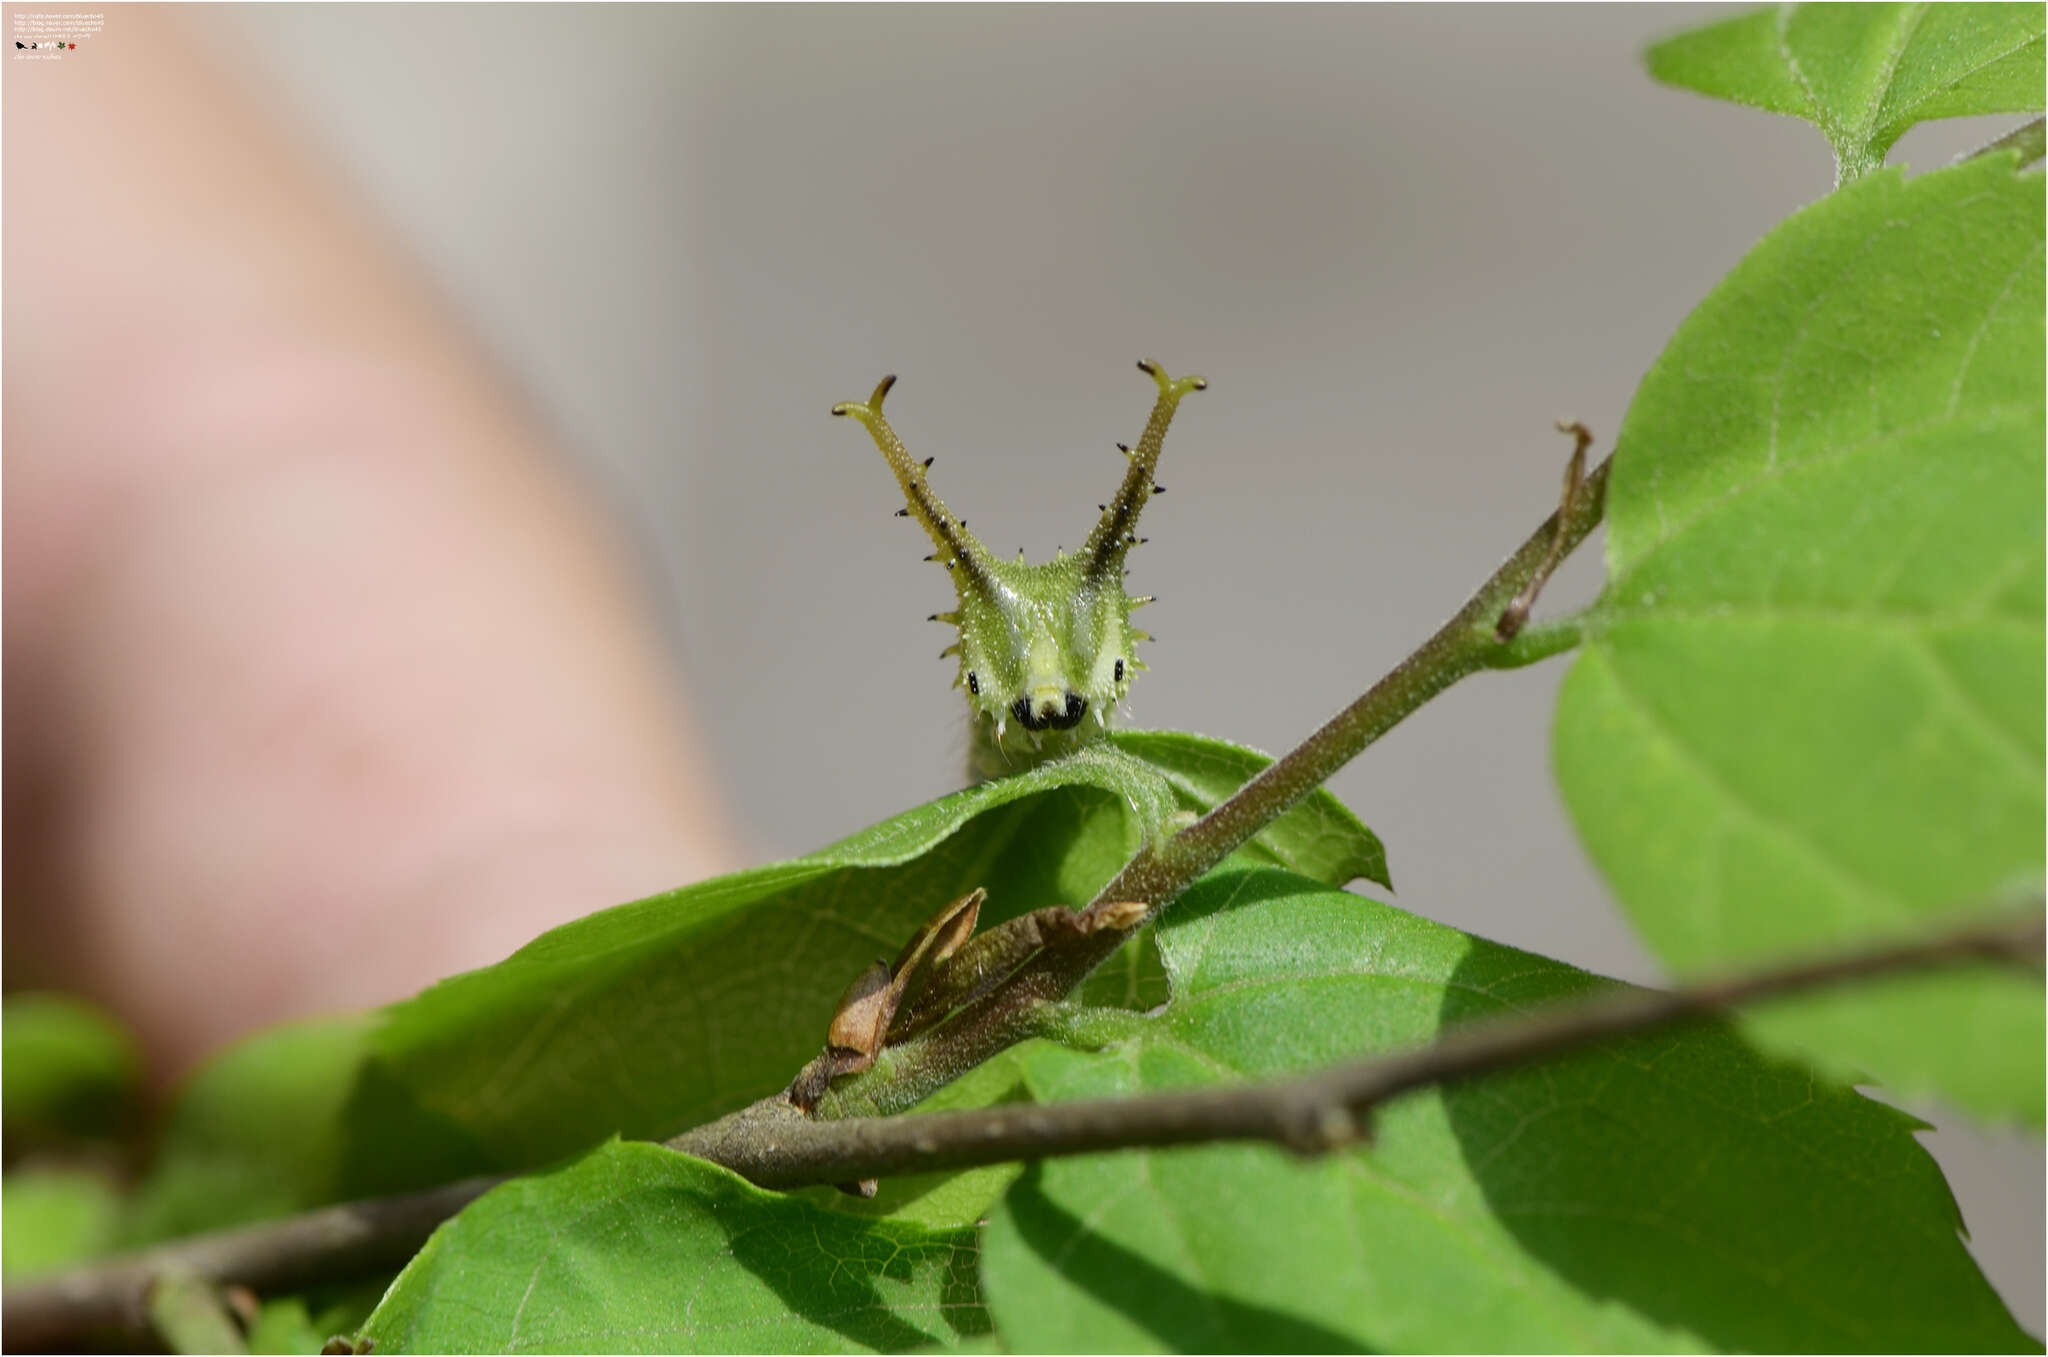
<box><xmin>1114</xmin><ymin>658</ymin><xmax>1125</xmax><ymax>684</ymax></box>
<box><xmin>968</xmin><ymin>671</ymin><xmax>979</xmax><ymax>695</ymax></box>
<box><xmin>1012</xmin><ymin>696</ymin><xmax>1039</xmax><ymax>730</ymax></box>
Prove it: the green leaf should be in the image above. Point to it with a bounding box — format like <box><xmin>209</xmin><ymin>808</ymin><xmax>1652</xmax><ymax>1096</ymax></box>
<box><xmin>979</xmin><ymin>868</ymin><xmax>2033</xmax><ymax>1352</ymax></box>
<box><xmin>149</xmin><ymin>1270</ymin><xmax>249</xmax><ymax>1356</ymax></box>
<box><xmin>3</xmin><ymin>992</ymin><xmax>141</xmax><ymax>1150</ymax></box>
<box><xmin>355</xmin><ymin>1140</ymin><xmax>988</xmax><ymax>1354</ymax></box>
<box><xmin>1071</xmin><ymin>923</ymin><xmax>1173</xmax><ymax>1012</ymax></box>
<box><xmin>1554</xmin><ymin>154</ymin><xmax>2044</xmax><ymax>1122</ymax></box>
<box><xmin>245</xmin><ymin>1299</ymin><xmax>325</xmax><ymax>1356</ymax></box>
<box><xmin>2</xmin><ymin>1167</ymin><xmax>124</xmax><ymax>1279</ymax></box>
<box><xmin>1647</xmin><ymin>4</ymin><xmax>2046</xmax><ymax>182</ymax></box>
<box><xmin>247</xmin><ymin>1282</ymin><xmax>393</xmax><ymax>1356</ymax></box>
<box><xmin>796</xmin><ymin>1048</ymin><xmax>1033</xmax><ymax>1231</ymax></box>
<box><xmin>133</xmin><ymin>735</ymin><xmax>1383</xmax><ymax>1240</ymax></box>
<box><xmin>1070</xmin><ymin>730</ymin><xmax>1390</xmax><ymax>1014</ymax></box>
<box><xmin>122</xmin><ymin>1015</ymin><xmax>423</xmax><ymax>1247</ymax></box>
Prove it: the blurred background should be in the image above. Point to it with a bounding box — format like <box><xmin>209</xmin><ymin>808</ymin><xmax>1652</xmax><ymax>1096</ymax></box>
<box><xmin>7</xmin><ymin>2</ymin><xmax>2040</xmax><ymax>1327</ymax></box>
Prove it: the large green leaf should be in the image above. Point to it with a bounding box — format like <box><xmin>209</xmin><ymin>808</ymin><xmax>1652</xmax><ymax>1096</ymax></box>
<box><xmin>131</xmin><ymin>735</ymin><xmax>1384</xmax><ymax>1241</ymax></box>
<box><xmin>1647</xmin><ymin>4</ymin><xmax>2045</xmax><ymax>182</ymax></box>
<box><xmin>979</xmin><ymin>868</ymin><xmax>2032</xmax><ymax>1352</ymax></box>
<box><xmin>124</xmin><ymin>1015</ymin><xmax>416</xmax><ymax>1247</ymax></box>
<box><xmin>355</xmin><ymin>1140</ymin><xmax>987</xmax><ymax>1354</ymax></box>
<box><xmin>1554</xmin><ymin>154</ymin><xmax>2044</xmax><ymax>1122</ymax></box>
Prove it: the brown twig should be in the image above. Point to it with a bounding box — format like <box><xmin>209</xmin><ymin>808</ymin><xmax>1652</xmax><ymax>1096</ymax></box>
<box><xmin>9</xmin><ymin>911</ymin><xmax>2036</xmax><ymax>1350</ymax></box>
<box><xmin>2</xmin><ymin>1176</ymin><xmax>501</xmax><ymax>1353</ymax></box>
<box><xmin>666</xmin><ymin>909</ymin><xmax>2041</xmax><ymax>1183</ymax></box>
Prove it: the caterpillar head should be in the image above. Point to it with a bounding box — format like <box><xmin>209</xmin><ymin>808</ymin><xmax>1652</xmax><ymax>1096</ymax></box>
<box><xmin>833</xmin><ymin>361</ymin><xmax>1205</xmax><ymax>775</ymax></box>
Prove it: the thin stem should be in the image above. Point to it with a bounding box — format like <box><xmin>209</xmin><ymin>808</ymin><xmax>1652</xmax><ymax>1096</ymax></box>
<box><xmin>1960</xmin><ymin>116</ymin><xmax>2045</xmax><ymax>168</ymax></box>
<box><xmin>1486</xmin><ymin>614</ymin><xmax>1589</xmax><ymax>669</ymax></box>
<box><xmin>1496</xmin><ymin>420</ymin><xmax>1595</xmax><ymax>641</ymax></box>
<box><xmin>1065</xmin><ymin>455</ymin><xmax>1611</xmax><ymax>975</ymax></box>
<box><xmin>11</xmin><ymin>910</ymin><xmax>2034</xmax><ymax>1348</ymax></box>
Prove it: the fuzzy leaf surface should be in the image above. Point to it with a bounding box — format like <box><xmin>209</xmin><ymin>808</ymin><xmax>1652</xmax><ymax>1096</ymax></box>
<box><xmin>355</xmin><ymin>1141</ymin><xmax>987</xmax><ymax>1354</ymax></box>
<box><xmin>1647</xmin><ymin>3</ymin><xmax>2045</xmax><ymax>181</ymax></box>
<box><xmin>131</xmin><ymin>735</ymin><xmax>1383</xmax><ymax>1240</ymax></box>
<box><xmin>1554</xmin><ymin>154</ymin><xmax>2044</xmax><ymax>1122</ymax></box>
<box><xmin>979</xmin><ymin>868</ymin><xmax>2032</xmax><ymax>1352</ymax></box>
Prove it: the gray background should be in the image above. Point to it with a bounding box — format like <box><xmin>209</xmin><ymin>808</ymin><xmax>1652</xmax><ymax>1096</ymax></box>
<box><xmin>220</xmin><ymin>3</ymin><xmax>2041</xmax><ymax>1329</ymax></box>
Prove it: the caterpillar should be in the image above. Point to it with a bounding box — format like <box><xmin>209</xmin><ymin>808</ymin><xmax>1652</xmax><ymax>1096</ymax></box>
<box><xmin>833</xmin><ymin>360</ymin><xmax>1206</xmax><ymax>781</ymax></box>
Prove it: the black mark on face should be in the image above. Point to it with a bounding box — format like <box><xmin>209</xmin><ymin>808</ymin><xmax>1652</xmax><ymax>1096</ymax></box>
<box><xmin>1014</xmin><ymin>692</ymin><xmax>1087</xmax><ymax>732</ymax></box>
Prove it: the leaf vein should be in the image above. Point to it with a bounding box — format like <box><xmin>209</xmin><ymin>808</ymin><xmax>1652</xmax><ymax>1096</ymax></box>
<box><xmin>1591</xmin><ymin>646</ymin><xmax>1910</xmax><ymax>918</ymax></box>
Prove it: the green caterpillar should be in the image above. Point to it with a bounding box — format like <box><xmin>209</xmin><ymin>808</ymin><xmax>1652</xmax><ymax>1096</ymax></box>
<box><xmin>834</xmin><ymin>361</ymin><xmax>1205</xmax><ymax>781</ymax></box>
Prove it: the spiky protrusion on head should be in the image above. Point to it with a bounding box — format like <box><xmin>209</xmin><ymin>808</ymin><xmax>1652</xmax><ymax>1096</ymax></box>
<box><xmin>832</xmin><ymin>376</ymin><xmax>1000</xmax><ymax>599</ymax></box>
<box><xmin>835</xmin><ymin>362</ymin><xmax>1205</xmax><ymax>779</ymax></box>
<box><xmin>1081</xmin><ymin>360</ymin><xmax>1206</xmax><ymax>584</ymax></box>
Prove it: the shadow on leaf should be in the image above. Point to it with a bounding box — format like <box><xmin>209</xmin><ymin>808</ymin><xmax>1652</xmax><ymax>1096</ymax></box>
<box><xmin>1001</xmin><ymin>1162</ymin><xmax>1368</xmax><ymax>1353</ymax></box>
<box><xmin>722</xmin><ymin>1197</ymin><xmax>992</xmax><ymax>1352</ymax></box>
<box><xmin>1437</xmin><ymin>945</ymin><xmax>2035</xmax><ymax>1353</ymax></box>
